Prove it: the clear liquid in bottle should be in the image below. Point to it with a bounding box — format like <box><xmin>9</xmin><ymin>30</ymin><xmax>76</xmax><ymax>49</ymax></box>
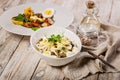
<box><xmin>77</xmin><ymin>1</ymin><xmax>101</xmax><ymax>47</ymax></box>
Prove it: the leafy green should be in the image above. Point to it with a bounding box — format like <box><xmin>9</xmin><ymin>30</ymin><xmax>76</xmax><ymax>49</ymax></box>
<box><xmin>15</xmin><ymin>14</ymin><xmax>24</xmax><ymax>21</ymax></box>
<box><xmin>24</xmin><ymin>18</ymin><xmax>29</xmax><ymax>22</ymax></box>
<box><xmin>15</xmin><ymin>14</ymin><xmax>29</xmax><ymax>22</ymax></box>
<box><xmin>31</xmin><ymin>27</ymin><xmax>39</xmax><ymax>31</ymax></box>
<box><xmin>62</xmin><ymin>47</ymin><xmax>65</xmax><ymax>50</ymax></box>
<box><xmin>48</xmin><ymin>34</ymin><xmax>62</xmax><ymax>43</ymax></box>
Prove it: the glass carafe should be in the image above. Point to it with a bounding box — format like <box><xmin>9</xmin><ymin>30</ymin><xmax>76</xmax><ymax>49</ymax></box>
<box><xmin>77</xmin><ymin>1</ymin><xmax>101</xmax><ymax>47</ymax></box>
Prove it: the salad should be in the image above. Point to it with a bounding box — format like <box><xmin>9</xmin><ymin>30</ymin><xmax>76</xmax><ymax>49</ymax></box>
<box><xmin>36</xmin><ymin>34</ymin><xmax>78</xmax><ymax>58</ymax></box>
<box><xmin>11</xmin><ymin>7</ymin><xmax>55</xmax><ymax>31</ymax></box>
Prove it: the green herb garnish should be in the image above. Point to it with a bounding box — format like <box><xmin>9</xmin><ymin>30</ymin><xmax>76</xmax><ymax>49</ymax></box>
<box><xmin>24</xmin><ymin>18</ymin><xmax>29</xmax><ymax>22</ymax></box>
<box><xmin>15</xmin><ymin>14</ymin><xmax>29</xmax><ymax>22</ymax></box>
<box><xmin>31</xmin><ymin>27</ymin><xmax>39</xmax><ymax>31</ymax></box>
<box><xmin>15</xmin><ymin>14</ymin><xmax>24</xmax><ymax>21</ymax></box>
<box><xmin>62</xmin><ymin>47</ymin><xmax>65</xmax><ymax>50</ymax></box>
<box><xmin>48</xmin><ymin>34</ymin><xmax>62</xmax><ymax>43</ymax></box>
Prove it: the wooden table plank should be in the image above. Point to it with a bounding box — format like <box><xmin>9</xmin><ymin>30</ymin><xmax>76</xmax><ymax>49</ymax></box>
<box><xmin>109</xmin><ymin>0</ymin><xmax>120</xmax><ymax>26</ymax></box>
<box><xmin>0</xmin><ymin>30</ymin><xmax>23</xmax><ymax>76</ymax></box>
<box><xmin>0</xmin><ymin>37</ymin><xmax>40</xmax><ymax>80</ymax></box>
<box><xmin>31</xmin><ymin>60</ymin><xmax>64</xmax><ymax>80</ymax></box>
<box><xmin>95</xmin><ymin>0</ymin><xmax>113</xmax><ymax>23</ymax></box>
<box><xmin>0</xmin><ymin>0</ymin><xmax>20</xmax><ymax>11</ymax></box>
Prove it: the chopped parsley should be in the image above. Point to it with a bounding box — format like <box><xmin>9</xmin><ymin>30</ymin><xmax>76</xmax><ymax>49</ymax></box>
<box><xmin>31</xmin><ymin>27</ymin><xmax>39</xmax><ymax>31</ymax></box>
<box><xmin>48</xmin><ymin>34</ymin><xmax>62</xmax><ymax>43</ymax></box>
<box><xmin>62</xmin><ymin>47</ymin><xmax>65</xmax><ymax>50</ymax></box>
<box><xmin>15</xmin><ymin>14</ymin><xmax>29</xmax><ymax>22</ymax></box>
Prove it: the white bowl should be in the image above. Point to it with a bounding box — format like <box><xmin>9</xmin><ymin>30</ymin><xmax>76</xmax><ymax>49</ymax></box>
<box><xmin>30</xmin><ymin>26</ymin><xmax>82</xmax><ymax>66</ymax></box>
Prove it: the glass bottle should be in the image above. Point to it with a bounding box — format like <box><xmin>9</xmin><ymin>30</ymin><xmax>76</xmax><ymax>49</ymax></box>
<box><xmin>77</xmin><ymin>1</ymin><xmax>101</xmax><ymax>47</ymax></box>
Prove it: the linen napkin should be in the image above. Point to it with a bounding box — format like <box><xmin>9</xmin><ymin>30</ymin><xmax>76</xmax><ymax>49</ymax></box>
<box><xmin>63</xmin><ymin>23</ymin><xmax>120</xmax><ymax>79</ymax></box>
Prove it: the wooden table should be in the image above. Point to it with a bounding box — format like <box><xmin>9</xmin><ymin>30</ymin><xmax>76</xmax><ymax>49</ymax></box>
<box><xmin>0</xmin><ymin>0</ymin><xmax>120</xmax><ymax>80</ymax></box>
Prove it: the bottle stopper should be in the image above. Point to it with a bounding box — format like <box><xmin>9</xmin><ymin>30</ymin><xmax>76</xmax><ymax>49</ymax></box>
<box><xmin>86</xmin><ymin>1</ymin><xmax>95</xmax><ymax>9</ymax></box>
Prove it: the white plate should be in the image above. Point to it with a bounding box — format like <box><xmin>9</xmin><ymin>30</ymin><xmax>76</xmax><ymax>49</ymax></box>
<box><xmin>0</xmin><ymin>3</ymin><xmax>74</xmax><ymax>36</ymax></box>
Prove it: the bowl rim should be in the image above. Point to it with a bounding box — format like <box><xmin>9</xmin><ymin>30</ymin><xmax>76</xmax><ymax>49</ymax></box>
<box><xmin>30</xmin><ymin>26</ymin><xmax>82</xmax><ymax>60</ymax></box>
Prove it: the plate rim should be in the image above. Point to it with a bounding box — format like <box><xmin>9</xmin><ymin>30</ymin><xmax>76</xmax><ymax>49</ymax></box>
<box><xmin>0</xmin><ymin>3</ymin><xmax>74</xmax><ymax>36</ymax></box>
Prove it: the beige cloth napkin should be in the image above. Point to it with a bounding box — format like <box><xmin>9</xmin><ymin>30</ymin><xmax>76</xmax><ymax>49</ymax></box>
<box><xmin>64</xmin><ymin>23</ymin><xmax>120</xmax><ymax>79</ymax></box>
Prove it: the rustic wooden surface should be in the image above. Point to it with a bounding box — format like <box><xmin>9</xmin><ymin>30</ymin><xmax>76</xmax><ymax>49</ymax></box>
<box><xmin>0</xmin><ymin>0</ymin><xmax>120</xmax><ymax>80</ymax></box>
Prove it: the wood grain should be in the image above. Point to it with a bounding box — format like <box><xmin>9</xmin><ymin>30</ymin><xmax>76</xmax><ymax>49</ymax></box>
<box><xmin>0</xmin><ymin>30</ymin><xmax>23</xmax><ymax>75</ymax></box>
<box><xmin>0</xmin><ymin>37</ymin><xmax>40</xmax><ymax>80</ymax></box>
<box><xmin>109</xmin><ymin>0</ymin><xmax>120</xmax><ymax>26</ymax></box>
<box><xmin>95</xmin><ymin>0</ymin><xmax>113</xmax><ymax>23</ymax></box>
<box><xmin>31</xmin><ymin>60</ymin><xmax>64</xmax><ymax>80</ymax></box>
